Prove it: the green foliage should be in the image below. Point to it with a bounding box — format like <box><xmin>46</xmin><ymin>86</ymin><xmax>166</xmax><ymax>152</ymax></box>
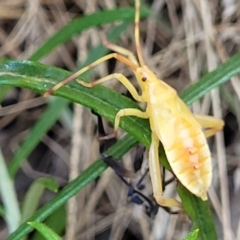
<box><xmin>30</xmin><ymin>207</ymin><xmax>66</xmax><ymax>240</ymax></box>
<box><xmin>27</xmin><ymin>222</ymin><xmax>61</xmax><ymax>240</ymax></box>
<box><xmin>8</xmin><ymin>98</ymin><xmax>69</xmax><ymax>178</ymax></box>
<box><xmin>0</xmin><ymin>205</ymin><xmax>5</xmax><ymax>217</ymax></box>
<box><xmin>22</xmin><ymin>178</ymin><xmax>59</xmax><ymax>223</ymax></box>
<box><xmin>178</xmin><ymin>185</ymin><xmax>216</xmax><ymax>240</ymax></box>
<box><xmin>29</xmin><ymin>7</ymin><xmax>150</xmax><ymax>61</ymax></box>
<box><xmin>4</xmin><ymin>51</ymin><xmax>240</xmax><ymax>240</ymax></box>
<box><xmin>1</xmin><ymin>3</ymin><xmax>240</xmax><ymax>240</ymax></box>
<box><xmin>183</xmin><ymin>229</ymin><xmax>199</xmax><ymax>240</ymax></box>
<box><xmin>2</xmin><ymin>5</ymin><xmax>147</xmax><ymax>239</ymax></box>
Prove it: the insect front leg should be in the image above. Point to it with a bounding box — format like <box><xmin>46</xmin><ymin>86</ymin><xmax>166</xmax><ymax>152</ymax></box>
<box><xmin>99</xmin><ymin>108</ymin><xmax>149</xmax><ymax>140</ymax></box>
<box><xmin>194</xmin><ymin>114</ymin><xmax>224</xmax><ymax>138</ymax></box>
<box><xmin>149</xmin><ymin>131</ymin><xmax>181</xmax><ymax>208</ymax></box>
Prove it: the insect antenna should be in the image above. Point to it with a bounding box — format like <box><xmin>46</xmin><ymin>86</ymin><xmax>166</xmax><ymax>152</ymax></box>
<box><xmin>135</xmin><ymin>0</ymin><xmax>145</xmax><ymax>67</ymax></box>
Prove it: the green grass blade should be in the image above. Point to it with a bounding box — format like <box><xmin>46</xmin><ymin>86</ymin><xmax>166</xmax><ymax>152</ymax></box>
<box><xmin>0</xmin><ymin>59</ymin><xmax>150</xmax><ymax>145</ymax></box>
<box><xmin>31</xmin><ymin>206</ymin><xmax>66</xmax><ymax>240</ymax></box>
<box><xmin>0</xmin><ymin>148</ymin><xmax>21</xmax><ymax>233</ymax></box>
<box><xmin>4</xmin><ymin>21</ymin><xmax>131</xmax><ymax>178</ymax></box>
<box><xmin>178</xmin><ymin>184</ymin><xmax>217</xmax><ymax>240</ymax></box>
<box><xmin>28</xmin><ymin>222</ymin><xmax>61</xmax><ymax>240</ymax></box>
<box><xmin>181</xmin><ymin>52</ymin><xmax>240</xmax><ymax>104</ymax></box>
<box><xmin>4</xmin><ymin>52</ymin><xmax>240</xmax><ymax>240</ymax></box>
<box><xmin>183</xmin><ymin>229</ymin><xmax>199</xmax><ymax>240</ymax></box>
<box><xmin>1</xmin><ymin>52</ymin><xmax>240</xmax><ymax>151</ymax></box>
<box><xmin>21</xmin><ymin>177</ymin><xmax>58</xmax><ymax>223</ymax></box>
<box><xmin>0</xmin><ymin>85</ymin><xmax>12</xmax><ymax>102</ymax></box>
<box><xmin>8</xmin><ymin>98</ymin><xmax>68</xmax><ymax>178</ymax></box>
<box><xmin>7</xmin><ymin>135</ymin><xmax>138</xmax><ymax>240</ymax></box>
<box><xmin>3</xmin><ymin>3</ymin><xmax>236</xmax><ymax>239</ymax></box>
<box><xmin>0</xmin><ymin>205</ymin><xmax>5</xmax><ymax>217</ymax></box>
<box><xmin>29</xmin><ymin>7</ymin><xmax>150</xmax><ymax>61</ymax></box>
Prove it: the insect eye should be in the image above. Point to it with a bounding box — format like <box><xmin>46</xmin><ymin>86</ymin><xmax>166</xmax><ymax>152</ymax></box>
<box><xmin>142</xmin><ymin>77</ymin><xmax>147</xmax><ymax>82</ymax></box>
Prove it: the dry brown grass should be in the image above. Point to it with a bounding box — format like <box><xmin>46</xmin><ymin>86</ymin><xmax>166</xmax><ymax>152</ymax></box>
<box><xmin>1</xmin><ymin>0</ymin><xmax>240</xmax><ymax>239</ymax></box>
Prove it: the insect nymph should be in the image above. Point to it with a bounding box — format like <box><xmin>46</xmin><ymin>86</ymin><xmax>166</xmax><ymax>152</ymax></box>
<box><xmin>44</xmin><ymin>0</ymin><xmax>224</xmax><ymax>207</ymax></box>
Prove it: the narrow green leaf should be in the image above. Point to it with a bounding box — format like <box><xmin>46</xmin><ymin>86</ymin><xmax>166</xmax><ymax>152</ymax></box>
<box><xmin>180</xmin><ymin>52</ymin><xmax>240</xmax><ymax>104</ymax></box>
<box><xmin>6</xmin><ymin>21</ymin><xmax>131</xmax><ymax>178</ymax></box>
<box><xmin>8</xmin><ymin>98</ymin><xmax>69</xmax><ymax>178</ymax></box>
<box><xmin>21</xmin><ymin>177</ymin><xmax>59</xmax><ymax>223</ymax></box>
<box><xmin>178</xmin><ymin>184</ymin><xmax>217</xmax><ymax>240</ymax></box>
<box><xmin>8</xmin><ymin>135</ymin><xmax>138</xmax><ymax>240</ymax></box>
<box><xmin>0</xmin><ymin>85</ymin><xmax>12</xmax><ymax>102</ymax></box>
<box><xmin>2</xmin><ymin>53</ymin><xmax>240</xmax><ymax>240</ymax></box>
<box><xmin>0</xmin><ymin>59</ymin><xmax>150</xmax><ymax>147</ymax></box>
<box><xmin>29</xmin><ymin>7</ymin><xmax>150</xmax><ymax>61</ymax></box>
<box><xmin>2</xmin><ymin>51</ymin><xmax>240</xmax><ymax>240</ymax></box>
<box><xmin>2</xmin><ymin>2</ymin><xmax>237</xmax><ymax>240</ymax></box>
<box><xmin>28</xmin><ymin>222</ymin><xmax>61</xmax><ymax>240</ymax></box>
<box><xmin>31</xmin><ymin>206</ymin><xmax>66</xmax><ymax>240</ymax></box>
<box><xmin>0</xmin><ymin>205</ymin><xmax>5</xmax><ymax>217</ymax></box>
<box><xmin>0</xmin><ymin>148</ymin><xmax>21</xmax><ymax>233</ymax></box>
<box><xmin>36</xmin><ymin>178</ymin><xmax>59</xmax><ymax>192</ymax></box>
<box><xmin>1</xmin><ymin>52</ymin><xmax>240</xmax><ymax>159</ymax></box>
<box><xmin>183</xmin><ymin>229</ymin><xmax>199</xmax><ymax>240</ymax></box>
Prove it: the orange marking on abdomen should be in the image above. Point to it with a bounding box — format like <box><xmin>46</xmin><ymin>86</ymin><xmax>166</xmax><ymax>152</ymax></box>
<box><xmin>167</xmin><ymin>123</ymin><xmax>210</xmax><ymax>179</ymax></box>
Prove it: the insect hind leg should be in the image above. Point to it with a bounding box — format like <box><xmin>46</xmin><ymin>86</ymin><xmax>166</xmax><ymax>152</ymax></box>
<box><xmin>194</xmin><ymin>114</ymin><xmax>224</xmax><ymax>138</ymax></box>
<box><xmin>149</xmin><ymin>131</ymin><xmax>181</xmax><ymax>207</ymax></box>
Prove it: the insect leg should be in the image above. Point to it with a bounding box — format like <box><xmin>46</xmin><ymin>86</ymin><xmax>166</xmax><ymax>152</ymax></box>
<box><xmin>99</xmin><ymin>108</ymin><xmax>148</xmax><ymax>140</ymax></box>
<box><xmin>149</xmin><ymin>131</ymin><xmax>181</xmax><ymax>207</ymax></box>
<box><xmin>77</xmin><ymin>73</ymin><xmax>144</xmax><ymax>102</ymax></box>
<box><xmin>194</xmin><ymin>114</ymin><xmax>224</xmax><ymax>138</ymax></box>
<box><xmin>95</xmin><ymin>114</ymin><xmax>157</xmax><ymax>215</ymax></box>
<box><xmin>44</xmin><ymin>53</ymin><xmax>137</xmax><ymax>97</ymax></box>
<box><xmin>101</xmin><ymin>154</ymin><xmax>158</xmax><ymax>217</ymax></box>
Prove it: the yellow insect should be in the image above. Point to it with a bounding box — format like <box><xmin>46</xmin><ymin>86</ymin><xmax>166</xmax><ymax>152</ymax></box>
<box><xmin>44</xmin><ymin>0</ymin><xmax>224</xmax><ymax>207</ymax></box>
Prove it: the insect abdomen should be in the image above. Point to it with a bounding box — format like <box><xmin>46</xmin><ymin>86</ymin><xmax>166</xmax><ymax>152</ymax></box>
<box><xmin>165</xmin><ymin>123</ymin><xmax>211</xmax><ymax>200</ymax></box>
